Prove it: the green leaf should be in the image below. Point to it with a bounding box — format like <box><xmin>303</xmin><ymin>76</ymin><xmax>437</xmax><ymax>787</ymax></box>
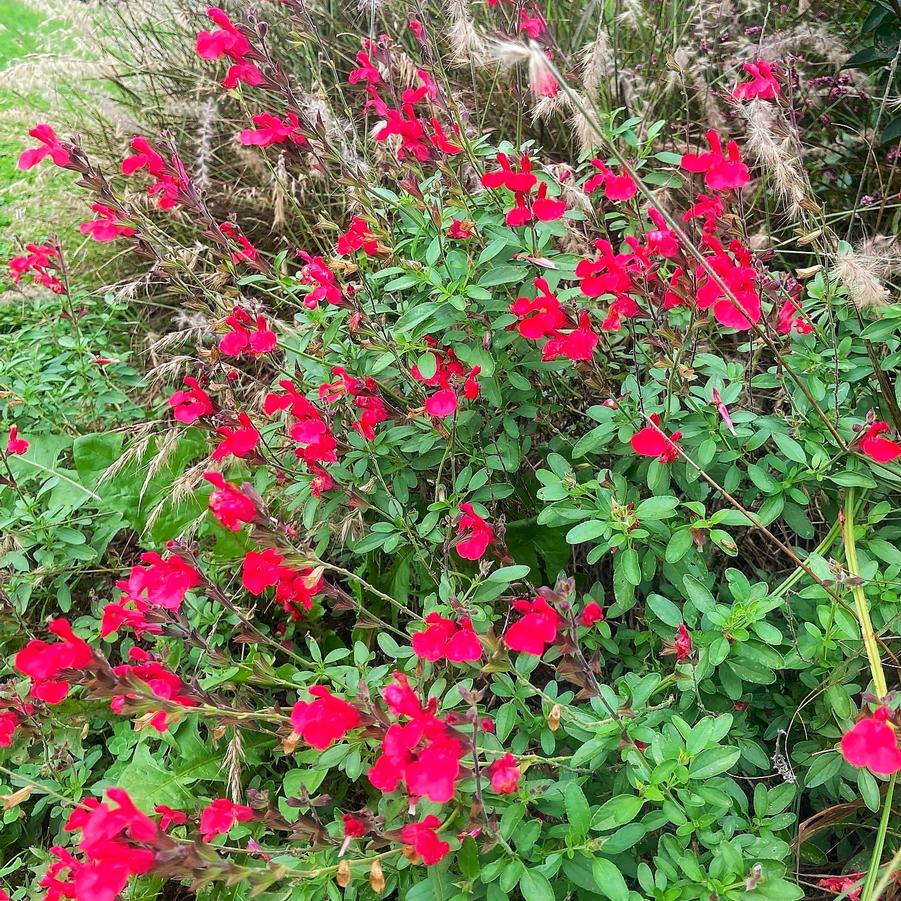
<box><xmin>566</xmin><ymin>520</ymin><xmax>608</xmax><ymax>544</ymax></box>
<box><xmin>591</xmin><ymin>858</ymin><xmax>629</xmax><ymax>901</ymax></box>
<box><xmin>683</xmin><ymin>574</ymin><xmax>716</xmax><ymax>613</ymax></box>
<box><xmin>591</xmin><ymin>795</ymin><xmax>643</xmax><ymax>831</ymax></box>
<box><xmin>689</xmin><ymin>747</ymin><xmax>741</xmax><ymax>779</ymax></box>
<box><xmin>519</xmin><ymin>869</ymin><xmax>556</xmax><ymax>901</ymax></box>
<box><xmin>488</xmin><ymin>564</ymin><xmax>531</xmax><ymax>583</ymax></box>
<box><xmin>805</xmin><ymin>752</ymin><xmax>843</xmax><ymax>787</ymax></box>
<box><xmin>565</xmin><ymin>782</ymin><xmax>591</xmax><ymax>841</ymax></box>
<box><xmin>634</xmin><ymin>496</ymin><xmax>680</xmax><ymax>520</ymax></box>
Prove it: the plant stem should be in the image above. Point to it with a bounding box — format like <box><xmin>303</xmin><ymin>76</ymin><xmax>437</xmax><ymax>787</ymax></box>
<box><xmin>843</xmin><ymin>488</ymin><xmax>892</xmax><ymax>901</ymax></box>
<box><xmin>842</xmin><ymin>489</ymin><xmax>887</xmax><ymax>698</ymax></box>
<box><xmin>862</xmin><ymin>774</ymin><xmax>896</xmax><ymax>901</ymax></box>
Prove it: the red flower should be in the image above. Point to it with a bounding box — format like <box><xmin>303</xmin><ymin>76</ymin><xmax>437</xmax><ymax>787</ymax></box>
<box><xmin>455</xmin><ymin>503</ymin><xmax>495</xmax><ymax>560</ymax></box>
<box><xmin>429</xmin><ymin>119</ymin><xmax>462</xmax><ymax>155</ymax></box>
<box><xmin>220</xmin><ymin>223</ymin><xmax>263</xmax><ymax>268</ymax></box>
<box><xmin>0</xmin><ymin>711</ymin><xmax>19</xmax><ymax>747</ymax></box>
<box><xmin>542</xmin><ymin>310</ymin><xmax>599</xmax><ymax>362</ymax></box>
<box><xmin>519</xmin><ymin>6</ymin><xmax>546</xmax><ymax>37</ymax></box>
<box><xmin>291</xmin><ymin>686</ymin><xmax>361</xmax><ymax>749</ymax></box>
<box><xmin>584</xmin><ymin>159</ymin><xmax>638</xmax><ymax>201</ymax></box>
<box><xmin>576</xmin><ymin>239</ymin><xmax>635</xmax><ymax>298</ymax></box>
<box><xmin>212</xmin><ymin>412</ymin><xmax>260</xmax><ymax>461</ymax></box>
<box><xmin>169</xmin><ymin>377</ymin><xmax>216</xmax><ymax>424</ymax></box>
<box><xmin>239</xmin><ymin>112</ymin><xmax>307</xmax><ymax>148</ymax></box>
<box><xmin>733</xmin><ymin>61</ymin><xmax>780</xmax><ymax>102</ymax></box>
<box><xmin>8</xmin><ymin>242</ymin><xmax>63</xmax><ymax>293</ymax></box>
<box><xmin>343</xmin><ymin>813</ymin><xmax>367</xmax><ymax>838</ymax></box>
<box><xmin>489</xmin><ymin>753</ymin><xmax>521</xmax><ymax>793</ymax></box>
<box><xmin>222</xmin><ymin>61</ymin><xmax>264</xmax><ymax>89</ymax></box>
<box><xmin>673</xmin><ymin>623</ymin><xmax>693</xmax><ymax>661</ymax></box>
<box><xmin>412</xmin><ymin>613</ymin><xmax>482</xmax><ymax>663</ymax></box>
<box><xmin>15</xmin><ymin>618</ymin><xmax>93</xmax><ymax>704</ymax></box>
<box><xmin>694</xmin><ymin>237</ymin><xmax>761</xmax><ymax>330</ymax></box>
<box><xmin>80</xmin><ymin>203</ymin><xmax>136</xmax><ymax>242</ymax></box>
<box><xmin>100</xmin><ymin>598</ymin><xmax>162</xmax><ymax>640</ymax></box>
<box><xmin>199</xmin><ymin>798</ymin><xmax>254</xmax><ymax>842</ymax></box>
<box><xmin>196</xmin><ymin>7</ymin><xmax>251</xmax><ymax>60</ymax></box>
<box><xmin>6</xmin><ymin>425</ymin><xmax>28</xmax><ymax>456</ymax></box>
<box><xmin>219</xmin><ymin>306</ymin><xmax>276</xmax><ymax>356</ymax></box>
<box><xmin>580</xmin><ymin>601</ymin><xmax>604</xmax><ymax>627</ymax></box>
<box><xmin>117</xmin><ymin>552</ymin><xmax>200</xmax><ymax>612</ymax></box>
<box><xmin>18</xmin><ymin>124</ymin><xmax>71</xmax><ymax>170</ymax></box>
<box><xmin>777</xmin><ymin>299</ymin><xmax>813</xmax><ymax>336</ymax></box>
<box><xmin>297</xmin><ymin>252</ymin><xmax>344</xmax><ymax>307</ymax></box>
<box><xmin>154</xmin><ymin>805</ymin><xmax>187</xmax><ymax>830</ymax></box>
<box><xmin>511</xmin><ymin>278</ymin><xmax>568</xmax><ymax>340</ymax></box>
<box><xmin>600</xmin><ymin>295</ymin><xmax>641</xmax><ymax>332</ymax></box>
<box><xmin>818</xmin><ymin>874</ymin><xmax>864</xmax><ymax>901</ymax></box>
<box><xmin>840</xmin><ymin>707</ymin><xmax>901</xmax><ymax>775</ymax></box>
<box><xmin>504</xmin><ymin>597</ymin><xmax>560</xmax><ymax>655</ymax></box>
<box><xmin>681</xmin><ymin>131</ymin><xmax>750</xmax><ymax>191</ymax></box>
<box><xmin>111</xmin><ymin>652</ymin><xmax>198</xmax><ymax>731</ymax></box>
<box><xmin>203</xmin><ymin>472</ymin><xmax>257</xmax><ymax>531</ymax></box>
<box><xmin>481</xmin><ymin>153</ymin><xmax>537</xmax><ymax>193</ymax></box>
<box><xmin>631</xmin><ymin>413</ymin><xmax>682</xmax><ymax>463</ymax></box>
<box><xmin>275</xmin><ymin>568</ymin><xmax>323</xmax><ymax>619</ymax></box>
<box><xmin>337</xmin><ymin>216</ymin><xmax>378</xmax><ymax>256</ymax></box>
<box><xmin>859</xmin><ymin>421</ymin><xmax>901</xmax><ymax>463</ymax></box>
<box><xmin>532</xmin><ymin>181</ymin><xmax>567</xmax><ymax>221</ymax></box>
<box><xmin>400</xmin><ymin>815</ymin><xmax>450</xmax><ymax>865</ymax></box>
<box><xmin>405</xmin><ymin>736</ymin><xmax>464</xmax><ymax>803</ymax></box>
<box><xmin>242</xmin><ymin>548</ymin><xmax>293</xmax><ymax>595</ymax></box>
<box><xmin>447</xmin><ymin>218</ymin><xmax>473</xmax><ymax>239</ymax></box>
<box><xmin>348</xmin><ymin>46</ymin><xmax>381</xmax><ymax>85</ymax></box>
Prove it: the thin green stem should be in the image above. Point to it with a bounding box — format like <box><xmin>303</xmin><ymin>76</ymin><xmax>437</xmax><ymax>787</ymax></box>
<box><xmin>862</xmin><ymin>774</ymin><xmax>896</xmax><ymax>901</ymax></box>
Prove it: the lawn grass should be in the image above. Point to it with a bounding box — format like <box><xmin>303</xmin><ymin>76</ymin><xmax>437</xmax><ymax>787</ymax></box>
<box><xmin>0</xmin><ymin>1</ymin><xmax>72</xmax><ymax>287</ymax></box>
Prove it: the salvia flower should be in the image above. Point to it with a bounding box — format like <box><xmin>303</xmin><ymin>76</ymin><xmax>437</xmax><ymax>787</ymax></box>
<box><xmin>584</xmin><ymin>159</ymin><xmax>638</xmax><ymax>201</ymax></box>
<box><xmin>168</xmin><ymin>377</ymin><xmax>216</xmax><ymax>424</ymax></box>
<box><xmin>412</xmin><ymin>613</ymin><xmax>483</xmax><ymax>662</ymax></box>
<box><xmin>203</xmin><ymin>472</ymin><xmax>257</xmax><ymax>531</ymax></box>
<box><xmin>6</xmin><ymin>426</ymin><xmax>28</xmax><ymax>456</ymax></box>
<box><xmin>218</xmin><ymin>306</ymin><xmax>276</xmax><ymax>356</ymax></box>
<box><xmin>631</xmin><ymin>414</ymin><xmax>682</xmax><ymax>463</ymax></box>
<box><xmin>399</xmin><ymin>815</ymin><xmax>450</xmax><ymax>866</ymax></box>
<box><xmin>199</xmin><ymin>798</ymin><xmax>254</xmax><ymax>842</ymax></box>
<box><xmin>681</xmin><ymin>130</ymin><xmax>750</xmax><ymax>191</ymax></box>
<box><xmin>291</xmin><ymin>686</ymin><xmax>361</xmax><ymax>749</ymax></box>
<box><xmin>117</xmin><ymin>552</ymin><xmax>200</xmax><ymax>612</ymax></box>
<box><xmin>239</xmin><ymin>112</ymin><xmax>307</xmax><ymax>148</ymax></box>
<box><xmin>212</xmin><ymin>412</ymin><xmax>260</xmax><ymax>461</ymax></box>
<box><xmin>80</xmin><ymin>204</ymin><xmax>136</xmax><ymax>243</ymax></box>
<box><xmin>504</xmin><ymin>597</ymin><xmax>560</xmax><ymax>655</ymax></box>
<box><xmin>455</xmin><ymin>503</ymin><xmax>495</xmax><ymax>560</ymax></box>
<box><xmin>8</xmin><ymin>242</ymin><xmax>63</xmax><ymax>293</ymax></box>
<box><xmin>15</xmin><ymin>618</ymin><xmax>93</xmax><ymax>704</ymax></box>
<box><xmin>196</xmin><ymin>7</ymin><xmax>263</xmax><ymax>89</ymax></box>
<box><xmin>488</xmin><ymin>753</ymin><xmax>522</xmax><ymax>793</ymax></box>
<box><xmin>840</xmin><ymin>706</ymin><xmax>901</xmax><ymax>775</ymax></box>
<box><xmin>858</xmin><ymin>420</ymin><xmax>901</xmax><ymax>463</ymax></box>
<box><xmin>580</xmin><ymin>601</ymin><xmax>604</xmax><ymax>627</ymax></box>
<box><xmin>732</xmin><ymin>61</ymin><xmax>780</xmax><ymax>102</ymax></box>
<box><xmin>18</xmin><ymin>124</ymin><xmax>71</xmax><ymax>170</ymax></box>
<box><xmin>337</xmin><ymin>216</ymin><xmax>378</xmax><ymax>256</ymax></box>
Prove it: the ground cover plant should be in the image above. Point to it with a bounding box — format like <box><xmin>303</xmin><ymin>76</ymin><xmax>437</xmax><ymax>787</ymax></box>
<box><xmin>1</xmin><ymin>1</ymin><xmax>901</xmax><ymax>900</ymax></box>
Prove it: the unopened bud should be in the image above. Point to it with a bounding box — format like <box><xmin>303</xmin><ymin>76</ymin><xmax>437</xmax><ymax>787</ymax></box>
<box><xmin>548</xmin><ymin>703</ymin><xmax>561</xmax><ymax>732</ymax></box>
<box><xmin>370</xmin><ymin>859</ymin><xmax>385</xmax><ymax>893</ymax></box>
<box><xmin>336</xmin><ymin>859</ymin><xmax>351</xmax><ymax>887</ymax></box>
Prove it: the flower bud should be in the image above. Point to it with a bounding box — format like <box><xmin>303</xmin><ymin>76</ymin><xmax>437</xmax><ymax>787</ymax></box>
<box><xmin>370</xmin><ymin>859</ymin><xmax>385</xmax><ymax>894</ymax></box>
<box><xmin>548</xmin><ymin>703</ymin><xmax>561</xmax><ymax>732</ymax></box>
